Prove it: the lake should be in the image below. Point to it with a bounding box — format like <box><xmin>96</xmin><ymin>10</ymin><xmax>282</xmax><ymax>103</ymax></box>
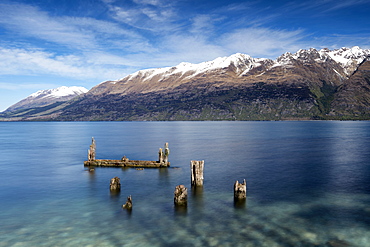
<box><xmin>0</xmin><ymin>121</ymin><xmax>369</xmax><ymax>246</ymax></box>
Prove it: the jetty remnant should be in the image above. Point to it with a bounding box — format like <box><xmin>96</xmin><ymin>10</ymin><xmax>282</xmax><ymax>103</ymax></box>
<box><xmin>234</xmin><ymin>179</ymin><xmax>247</xmax><ymax>200</ymax></box>
<box><xmin>122</xmin><ymin>196</ymin><xmax>133</xmax><ymax>210</ymax></box>
<box><xmin>84</xmin><ymin>139</ymin><xmax>170</xmax><ymax>168</ymax></box>
<box><xmin>174</xmin><ymin>185</ymin><xmax>187</xmax><ymax>206</ymax></box>
<box><xmin>191</xmin><ymin>160</ymin><xmax>204</xmax><ymax>187</ymax></box>
<box><xmin>110</xmin><ymin>177</ymin><xmax>121</xmax><ymax>191</ymax></box>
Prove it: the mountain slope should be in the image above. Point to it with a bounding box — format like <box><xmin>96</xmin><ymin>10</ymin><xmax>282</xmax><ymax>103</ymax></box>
<box><xmin>1</xmin><ymin>47</ymin><xmax>370</xmax><ymax>121</ymax></box>
<box><xmin>329</xmin><ymin>59</ymin><xmax>370</xmax><ymax>119</ymax></box>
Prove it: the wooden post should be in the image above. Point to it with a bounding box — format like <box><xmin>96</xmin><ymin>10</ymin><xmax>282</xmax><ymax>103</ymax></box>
<box><xmin>158</xmin><ymin>148</ymin><xmax>163</xmax><ymax>163</ymax></box>
<box><xmin>88</xmin><ymin>137</ymin><xmax>96</xmax><ymax>161</ymax></box>
<box><xmin>174</xmin><ymin>185</ymin><xmax>187</xmax><ymax>206</ymax></box>
<box><xmin>163</xmin><ymin>143</ymin><xmax>170</xmax><ymax>163</ymax></box>
<box><xmin>110</xmin><ymin>177</ymin><xmax>121</xmax><ymax>191</ymax></box>
<box><xmin>191</xmin><ymin>160</ymin><xmax>204</xmax><ymax>186</ymax></box>
<box><xmin>234</xmin><ymin>179</ymin><xmax>247</xmax><ymax>200</ymax></box>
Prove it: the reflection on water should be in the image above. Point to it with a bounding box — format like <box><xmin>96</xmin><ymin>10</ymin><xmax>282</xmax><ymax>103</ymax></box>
<box><xmin>234</xmin><ymin>197</ymin><xmax>247</xmax><ymax>209</ymax></box>
<box><xmin>0</xmin><ymin>121</ymin><xmax>369</xmax><ymax>247</ymax></box>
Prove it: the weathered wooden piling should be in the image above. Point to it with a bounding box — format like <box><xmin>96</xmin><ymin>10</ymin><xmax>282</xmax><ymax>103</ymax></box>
<box><xmin>122</xmin><ymin>195</ymin><xmax>133</xmax><ymax>210</ymax></box>
<box><xmin>88</xmin><ymin>137</ymin><xmax>96</xmax><ymax>161</ymax></box>
<box><xmin>234</xmin><ymin>179</ymin><xmax>247</xmax><ymax>200</ymax></box>
<box><xmin>163</xmin><ymin>143</ymin><xmax>170</xmax><ymax>163</ymax></box>
<box><xmin>158</xmin><ymin>148</ymin><xmax>164</xmax><ymax>163</ymax></box>
<box><xmin>191</xmin><ymin>160</ymin><xmax>204</xmax><ymax>186</ymax></box>
<box><xmin>110</xmin><ymin>177</ymin><xmax>121</xmax><ymax>191</ymax></box>
<box><xmin>174</xmin><ymin>185</ymin><xmax>187</xmax><ymax>206</ymax></box>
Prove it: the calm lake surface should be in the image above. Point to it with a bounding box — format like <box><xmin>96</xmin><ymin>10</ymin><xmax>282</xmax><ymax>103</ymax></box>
<box><xmin>0</xmin><ymin>121</ymin><xmax>369</xmax><ymax>247</ymax></box>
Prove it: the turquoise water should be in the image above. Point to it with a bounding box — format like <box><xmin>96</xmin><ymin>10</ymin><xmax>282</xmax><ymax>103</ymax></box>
<box><xmin>0</xmin><ymin>121</ymin><xmax>369</xmax><ymax>246</ymax></box>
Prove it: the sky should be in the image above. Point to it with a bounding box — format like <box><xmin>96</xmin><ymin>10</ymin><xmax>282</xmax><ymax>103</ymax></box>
<box><xmin>0</xmin><ymin>0</ymin><xmax>369</xmax><ymax>111</ymax></box>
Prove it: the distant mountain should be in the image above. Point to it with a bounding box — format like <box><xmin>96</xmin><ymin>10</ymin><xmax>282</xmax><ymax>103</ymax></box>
<box><xmin>1</xmin><ymin>47</ymin><xmax>370</xmax><ymax>121</ymax></box>
<box><xmin>3</xmin><ymin>86</ymin><xmax>88</xmax><ymax>113</ymax></box>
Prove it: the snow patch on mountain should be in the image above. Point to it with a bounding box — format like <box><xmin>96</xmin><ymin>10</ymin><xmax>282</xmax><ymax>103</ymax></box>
<box><xmin>325</xmin><ymin>46</ymin><xmax>370</xmax><ymax>74</ymax></box>
<box><xmin>274</xmin><ymin>46</ymin><xmax>370</xmax><ymax>75</ymax></box>
<box><xmin>122</xmin><ymin>53</ymin><xmax>270</xmax><ymax>83</ymax></box>
<box><xmin>30</xmin><ymin>86</ymin><xmax>88</xmax><ymax>99</ymax></box>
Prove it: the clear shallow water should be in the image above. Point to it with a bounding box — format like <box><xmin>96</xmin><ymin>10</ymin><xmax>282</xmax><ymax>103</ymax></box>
<box><xmin>0</xmin><ymin>121</ymin><xmax>369</xmax><ymax>247</ymax></box>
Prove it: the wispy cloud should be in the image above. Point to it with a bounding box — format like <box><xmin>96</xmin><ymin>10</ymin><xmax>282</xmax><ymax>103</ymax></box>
<box><xmin>219</xmin><ymin>27</ymin><xmax>305</xmax><ymax>58</ymax></box>
<box><xmin>0</xmin><ymin>3</ymin><xmax>150</xmax><ymax>53</ymax></box>
<box><xmin>283</xmin><ymin>0</ymin><xmax>370</xmax><ymax>14</ymax></box>
<box><xmin>104</xmin><ymin>0</ymin><xmax>178</xmax><ymax>32</ymax></box>
<box><xmin>189</xmin><ymin>14</ymin><xmax>224</xmax><ymax>36</ymax></box>
<box><xmin>0</xmin><ymin>82</ymin><xmax>59</xmax><ymax>91</ymax></box>
<box><xmin>0</xmin><ymin>47</ymin><xmax>132</xmax><ymax>80</ymax></box>
<box><xmin>0</xmin><ymin>3</ymin><xmax>96</xmax><ymax>50</ymax></box>
<box><xmin>324</xmin><ymin>0</ymin><xmax>370</xmax><ymax>11</ymax></box>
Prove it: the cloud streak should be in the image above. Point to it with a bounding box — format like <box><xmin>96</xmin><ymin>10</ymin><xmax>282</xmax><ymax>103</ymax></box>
<box><xmin>0</xmin><ymin>3</ymin><xmax>95</xmax><ymax>50</ymax></box>
<box><xmin>0</xmin><ymin>47</ymin><xmax>132</xmax><ymax>80</ymax></box>
<box><xmin>0</xmin><ymin>3</ymin><xmax>151</xmax><ymax>53</ymax></box>
<box><xmin>104</xmin><ymin>0</ymin><xmax>178</xmax><ymax>32</ymax></box>
<box><xmin>219</xmin><ymin>27</ymin><xmax>305</xmax><ymax>58</ymax></box>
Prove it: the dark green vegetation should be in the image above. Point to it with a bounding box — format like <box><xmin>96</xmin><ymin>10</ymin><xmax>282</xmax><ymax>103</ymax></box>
<box><xmin>54</xmin><ymin>83</ymin><xmax>317</xmax><ymax>121</ymax></box>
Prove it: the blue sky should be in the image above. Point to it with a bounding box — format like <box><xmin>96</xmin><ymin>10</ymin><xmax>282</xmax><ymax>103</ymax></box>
<box><xmin>0</xmin><ymin>0</ymin><xmax>369</xmax><ymax>111</ymax></box>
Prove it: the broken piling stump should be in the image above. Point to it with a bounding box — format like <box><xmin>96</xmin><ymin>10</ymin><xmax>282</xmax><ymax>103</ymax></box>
<box><xmin>191</xmin><ymin>160</ymin><xmax>204</xmax><ymax>187</ymax></box>
<box><xmin>234</xmin><ymin>179</ymin><xmax>247</xmax><ymax>200</ymax></box>
<box><xmin>174</xmin><ymin>185</ymin><xmax>187</xmax><ymax>206</ymax></box>
<box><xmin>122</xmin><ymin>195</ymin><xmax>133</xmax><ymax>210</ymax></box>
<box><xmin>110</xmin><ymin>177</ymin><xmax>121</xmax><ymax>191</ymax></box>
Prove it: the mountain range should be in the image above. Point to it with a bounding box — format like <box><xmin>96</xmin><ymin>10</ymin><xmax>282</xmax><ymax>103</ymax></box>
<box><xmin>1</xmin><ymin>46</ymin><xmax>370</xmax><ymax>121</ymax></box>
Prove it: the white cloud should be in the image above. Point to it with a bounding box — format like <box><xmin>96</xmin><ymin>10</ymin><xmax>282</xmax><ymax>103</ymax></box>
<box><xmin>0</xmin><ymin>3</ymin><xmax>96</xmax><ymax>49</ymax></box>
<box><xmin>158</xmin><ymin>34</ymin><xmax>226</xmax><ymax>63</ymax></box>
<box><xmin>190</xmin><ymin>14</ymin><xmax>221</xmax><ymax>35</ymax></box>
<box><xmin>283</xmin><ymin>0</ymin><xmax>370</xmax><ymax>14</ymax></box>
<box><xmin>0</xmin><ymin>3</ymin><xmax>151</xmax><ymax>53</ymax></box>
<box><xmin>0</xmin><ymin>82</ymin><xmax>59</xmax><ymax>91</ymax></box>
<box><xmin>105</xmin><ymin>0</ymin><xmax>178</xmax><ymax>31</ymax></box>
<box><xmin>0</xmin><ymin>47</ymin><xmax>131</xmax><ymax>81</ymax></box>
<box><xmin>218</xmin><ymin>27</ymin><xmax>305</xmax><ymax>58</ymax></box>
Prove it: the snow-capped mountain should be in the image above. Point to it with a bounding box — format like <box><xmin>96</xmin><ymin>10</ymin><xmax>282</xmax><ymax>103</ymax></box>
<box><xmin>275</xmin><ymin>46</ymin><xmax>370</xmax><ymax>75</ymax></box>
<box><xmin>123</xmin><ymin>53</ymin><xmax>272</xmax><ymax>82</ymax></box>
<box><xmin>2</xmin><ymin>46</ymin><xmax>370</xmax><ymax>121</ymax></box>
<box><xmin>129</xmin><ymin>46</ymin><xmax>369</xmax><ymax>79</ymax></box>
<box><xmin>126</xmin><ymin>46</ymin><xmax>369</xmax><ymax>81</ymax></box>
<box><xmin>89</xmin><ymin>46</ymin><xmax>369</xmax><ymax>97</ymax></box>
<box><xmin>5</xmin><ymin>86</ymin><xmax>88</xmax><ymax>112</ymax></box>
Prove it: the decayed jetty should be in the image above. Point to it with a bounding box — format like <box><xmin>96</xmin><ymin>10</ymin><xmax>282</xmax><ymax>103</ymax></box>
<box><xmin>84</xmin><ymin>137</ymin><xmax>170</xmax><ymax>168</ymax></box>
